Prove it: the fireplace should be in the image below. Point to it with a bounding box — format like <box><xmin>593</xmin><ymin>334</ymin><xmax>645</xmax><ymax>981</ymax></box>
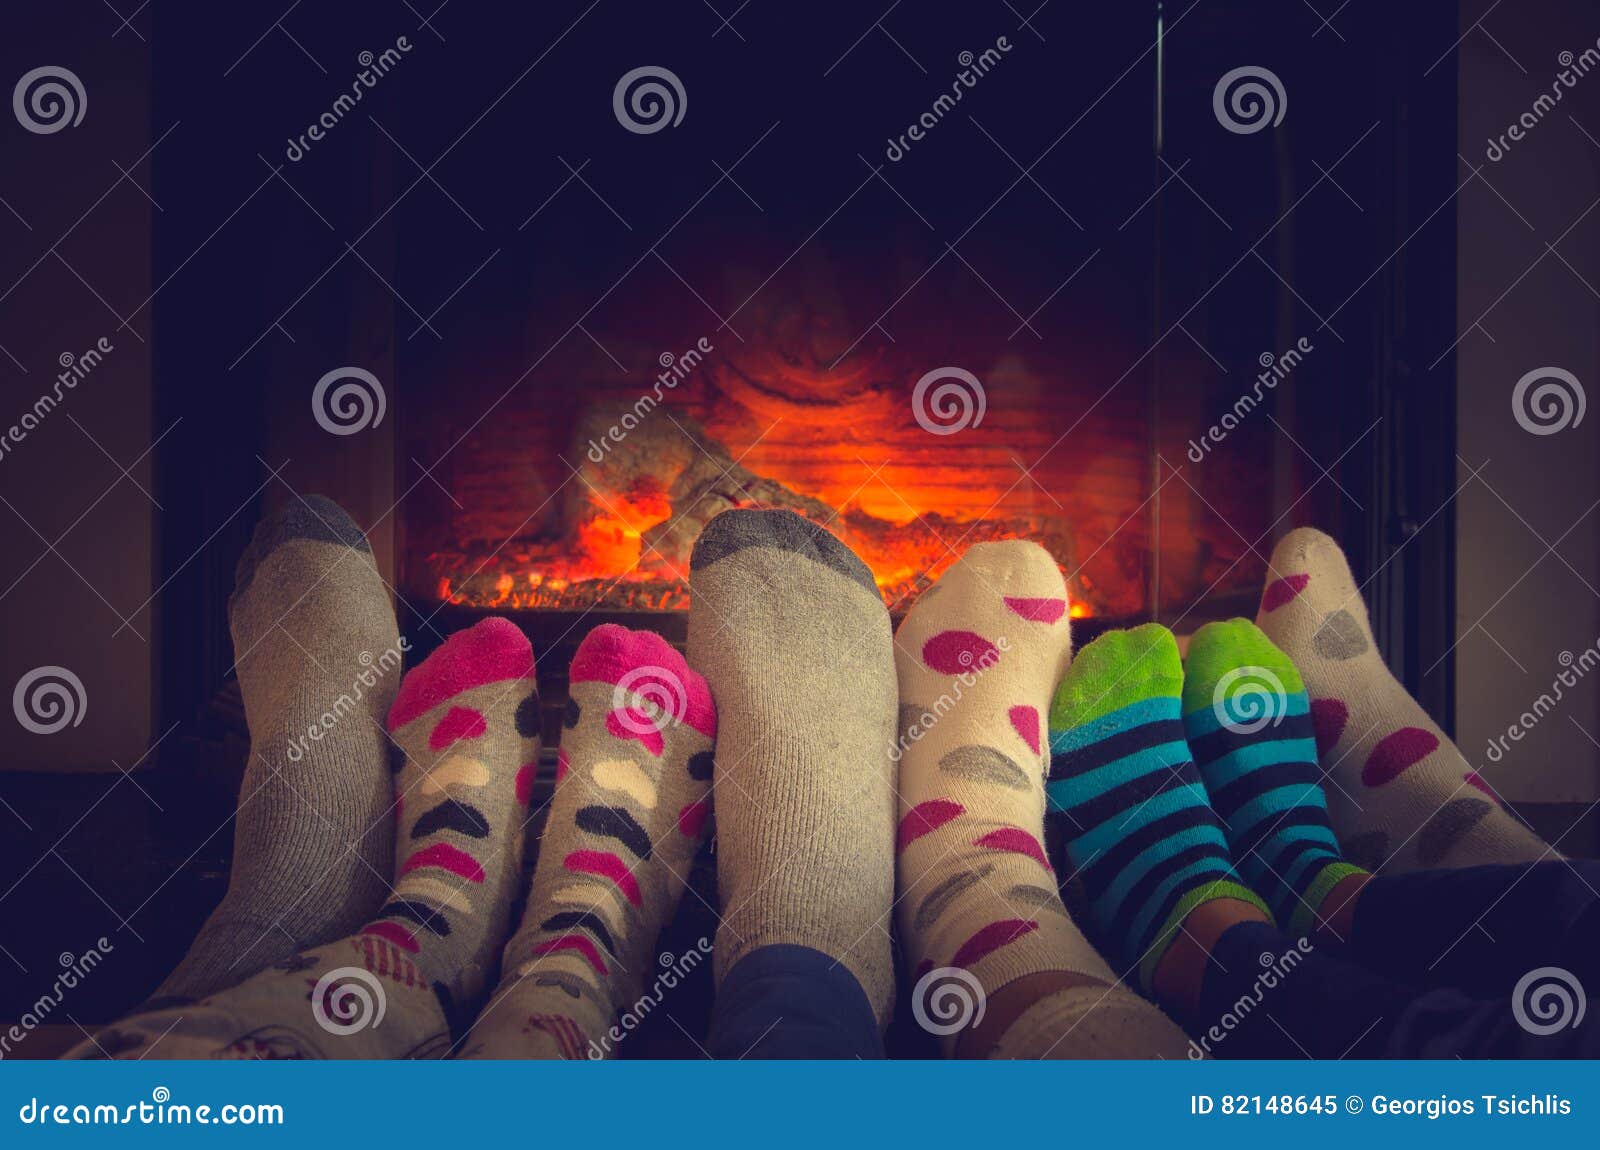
<box><xmin>144</xmin><ymin>1</ymin><xmax>1453</xmax><ymax>724</ymax></box>
<box><xmin>397</xmin><ymin>265</ymin><xmax>1287</xmax><ymax>627</ymax></box>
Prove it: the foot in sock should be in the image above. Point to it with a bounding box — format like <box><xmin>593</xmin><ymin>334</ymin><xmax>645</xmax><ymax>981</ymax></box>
<box><xmin>70</xmin><ymin>618</ymin><xmax>540</xmax><ymax>1059</ymax></box>
<box><xmin>687</xmin><ymin>509</ymin><xmax>897</xmax><ymax>1030</ymax></box>
<box><xmin>1256</xmin><ymin>528</ymin><xmax>1552</xmax><ymax>871</ymax></box>
<box><xmin>152</xmin><ymin>496</ymin><xmax>401</xmax><ymax>1003</ymax></box>
<box><xmin>1181</xmin><ymin>619</ymin><xmax>1367</xmax><ymax>935</ymax></box>
<box><xmin>896</xmin><ymin>542</ymin><xmax>1192</xmax><ymax>1058</ymax></box>
<box><xmin>1047</xmin><ymin>624</ymin><xmax>1271</xmax><ymax>991</ymax></box>
<box><xmin>462</xmin><ymin>625</ymin><xmax>716</xmax><ymax>1059</ymax></box>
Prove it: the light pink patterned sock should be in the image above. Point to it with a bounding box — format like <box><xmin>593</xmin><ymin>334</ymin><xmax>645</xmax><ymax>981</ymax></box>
<box><xmin>1257</xmin><ymin>528</ymin><xmax>1553</xmax><ymax>872</ymax></box>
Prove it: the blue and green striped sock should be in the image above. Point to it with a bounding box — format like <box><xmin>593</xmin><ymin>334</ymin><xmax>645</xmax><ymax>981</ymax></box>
<box><xmin>1047</xmin><ymin>624</ymin><xmax>1271</xmax><ymax>990</ymax></box>
<box><xmin>1182</xmin><ymin>619</ymin><xmax>1367</xmax><ymax>937</ymax></box>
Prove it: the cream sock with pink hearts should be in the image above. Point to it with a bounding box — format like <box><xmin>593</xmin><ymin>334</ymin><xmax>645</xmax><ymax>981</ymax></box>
<box><xmin>1255</xmin><ymin>528</ymin><xmax>1554</xmax><ymax>872</ymax></box>
<box><xmin>894</xmin><ymin>541</ymin><xmax>1191</xmax><ymax>1058</ymax></box>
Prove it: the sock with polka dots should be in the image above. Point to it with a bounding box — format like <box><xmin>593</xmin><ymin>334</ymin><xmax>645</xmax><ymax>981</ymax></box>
<box><xmin>1255</xmin><ymin>527</ymin><xmax>1553</xmax><ymax>871</ymax></box>
<box><xmin>896</xmin><ymin>542</ymin><xmax>1193</xmax><ymax>1058</ymax></box>
<box><xmin>463</xmin><ymin>625</ymin><xmax>716</xmax><ymax>1059</ymax></box>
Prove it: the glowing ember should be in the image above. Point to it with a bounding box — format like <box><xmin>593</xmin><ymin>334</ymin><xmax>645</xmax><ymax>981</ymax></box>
<box><xmin>434</xmin><ymin>487</ymin><xmax>1094</xmax><ymax>616</ymax></box>
<box><xmin>426</xmin><ymin>396</ymin><xmax>1104</xmax><ymax>616</ymax></box>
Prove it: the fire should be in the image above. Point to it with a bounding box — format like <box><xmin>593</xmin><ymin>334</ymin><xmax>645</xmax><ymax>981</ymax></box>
<box><xmin>573</xmin><ymin>491</ymin><xmax>673</xmax><ymax>578</ymax></box>
<box><xmin>435</xmin><ymin>487</ymin><xmax>1095</xmax><ymax>617</ymax></box>
<box><xmin>426</xmin><ymin>398</ymin><xmax>1099</xmax><ymax>616</ymax></box>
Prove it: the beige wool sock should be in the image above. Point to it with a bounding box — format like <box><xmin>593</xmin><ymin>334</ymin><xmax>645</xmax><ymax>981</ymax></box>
<box><xmin>687</xmin><ymin>509</ymin><xmax>898</xmax><ymax>1025</ymax></box>
<box><xmin>153</xmin><ymin>495</ymin><xmax>400</xmax><ymax>1003</ymax></box>
<box><xmin>1256</xmin><ymin>527</ymin><xmax>1554</xmax><ymax>871</ymax></box>
<box><xmin>68</xmin><ymin>617</ymin><xmax>541</xmax><ymax>1060</ymax></box>
<box><xmin>895</xmin><ymin>540</ymin><xmax>1191</xmax><ymax>1057</ymax></box>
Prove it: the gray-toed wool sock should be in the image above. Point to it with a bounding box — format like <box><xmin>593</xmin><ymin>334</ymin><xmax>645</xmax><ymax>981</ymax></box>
<box><xmin>70</xmin><ymin>618</ymin><xmax>540</xmax><ymax>1060</ymax></box>
<box><xmin>152</xmin><ymin>495</ymin><xmax>402</xmax><ymax>1002</ymax></box>
<box><xmin>688</xmin><ymin>509</ymin><xmax>898</xmax><ymax>1026</ymax></box>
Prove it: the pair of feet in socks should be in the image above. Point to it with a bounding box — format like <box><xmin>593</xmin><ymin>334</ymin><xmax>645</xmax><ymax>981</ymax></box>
<box><xmin>100</xmin><ymin>498</ymin><xmax>716</xmax><ymax>1058</ymax></box>
<box><xmin>897</xmin><ymin>526</ymin><xmax>1551</xmax><ymax>1052</ymax></box>
<box><xmin>109</xmin><ymin>501</ymin><xmax>1552</xmax><ymax>1059</ymax></box>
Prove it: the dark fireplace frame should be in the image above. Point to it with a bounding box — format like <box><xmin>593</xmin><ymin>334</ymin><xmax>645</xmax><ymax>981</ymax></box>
<box><xmin>153</xmin><ymin>7</ymin><xmax>1459</xmax><ymax>739</ymax></box>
